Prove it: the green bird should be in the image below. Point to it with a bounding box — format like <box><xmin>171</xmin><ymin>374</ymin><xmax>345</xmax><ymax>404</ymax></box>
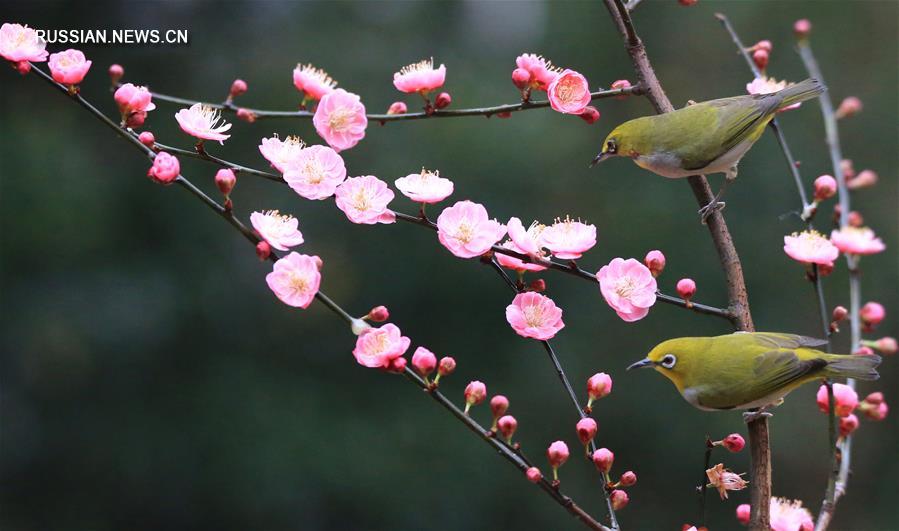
<box><xmin>627</xmin><ymin>332</ymin><xmax>880</xmax><ymax>420</ymax></box>
<box><xmin>592</xmin><ymin>78</ymin><xmax>826</xmax><ymax>221</ymax></box>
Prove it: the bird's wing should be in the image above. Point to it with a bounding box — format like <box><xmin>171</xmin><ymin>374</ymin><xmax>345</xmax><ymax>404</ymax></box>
<box><xmin>751</xmin><ymin>332</ymin><xmax>829</xmax><ymax>350</ymax></box>
<box><xmin>750</xmin><ymin>350</ymin><xmax>828</xmax><ymax>399</ymax></box>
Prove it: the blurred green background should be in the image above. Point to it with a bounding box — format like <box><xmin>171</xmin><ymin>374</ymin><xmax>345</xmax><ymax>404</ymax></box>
<box><xmin>1</xmin><ymin>1</ymin><xmax>896</xmax><ymax>529</ymax></box>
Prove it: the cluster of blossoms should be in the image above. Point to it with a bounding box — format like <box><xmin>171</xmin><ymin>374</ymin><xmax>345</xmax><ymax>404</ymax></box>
<box><xmin>736</xmin><ymin>497</ymin><xmax>814</xmax><ymax>531</ymax></box>
<box><xmin>816</xmin><ymin>384</ymin><xmax>888</xmax><ymax>438</ymax></box>
<box><xmin>700</xmin><ymin>432</ymin><xmax>748</xmax><ymax>502</ymax></box>
<box><xmin>512</xmin><ymin>53</ymin><xmax>600</xmax><ymax>122</ymax></box>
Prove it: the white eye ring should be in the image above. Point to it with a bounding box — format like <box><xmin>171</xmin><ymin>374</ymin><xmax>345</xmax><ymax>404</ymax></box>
<box><xmin>660</xmin><ymin>354</ymin><xmax>677</xmax><ymax>369</ymax></box>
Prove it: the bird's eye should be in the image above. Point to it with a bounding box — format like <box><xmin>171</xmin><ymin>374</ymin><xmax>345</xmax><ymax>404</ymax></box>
<box><xmin>606</xmin><ymin>139</ymin><xmax>617</xmax><ymax>153</ymax></box>
<box><xmin>660</xmin><ymin>354</ymin><xmax>677</xmax><ymax>369</ymax></box>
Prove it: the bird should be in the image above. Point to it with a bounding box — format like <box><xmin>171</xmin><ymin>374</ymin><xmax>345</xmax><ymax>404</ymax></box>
<box><xmin>592</xmin><ymin>78</ymin><xmax>826</xmax><ymax>222</ymax></box>
<box><xmin>627</xmin><ymin>332</ymin><xmax>880</xmax><ymax>421</ymax></box>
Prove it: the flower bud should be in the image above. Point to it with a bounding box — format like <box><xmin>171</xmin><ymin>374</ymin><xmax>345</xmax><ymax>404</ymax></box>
<box><xmin>438</xmin><ymin>356</ymin><xmax>456</xmax><ymax>376</ymax></box>
<box><xmin>840</xmin><ymin>159</ymin><xmax>856</xmax><ymax>180</ymax></box>
<box><xmin>490</xmin><ymin>395</ymin><xmax>510</xmax><ymax>419</ymax></box>
<box><xmin>138</xmin><ymin>131</ymin><xmax>156</xmax><ymax>148</ymax></box>
<box><xmin>525</xmin><ymin>466</ymin><xmax>542</xmax><ymax>483</ymax></box>
<box><xmin>586</xmin><ymin>372</ymin><xmax>612</xmax><ymax>411</ymax></box>
<box><xmin>736</xmin><ymin>504</ymin><xmax>751</xmax><ymax>525</ymax></box>
<box><xmin>838</xmin><ymin>413</ymin><xmax>859</xmax><ymax>437</ymax></box>
<box><xmin>813</xmin><ymin>175</ymin><xmax>837</xmax><ymax>201</ymax></box>
<box><xmin>366</xmin><ymin>305</ymin><xmax>390</xmax><ymax>322</ymax></box>
<box><xmin>108</xmin><ymin>63</ymin><xmax>124</xmax><ymax>84</ymax></box>
<box><xmin>529</xmin><ymin>278</ymin><xmax>546</xmax><ymax>292</ymax></box>
<box><xmin>435</xmin><ymin>92</ymin><xmax>452</xmax><ymax>109</ymax></box>
<box><xmin>236</xmin><ymin>108</ymin><xmax>257</xmax><ymax>123</ymax></box>
<box><xmin>125</xmin><ymin>110</ymin><xmax>147</xmax><ymax>129</ymax></box>
<box><xmin>835</xmin><ymin>96</ymin><xmax>862</xmax><ymax>119</ymax></box>
<box><xmin>847</xmin><ymin>208</ymin><xmax>863</xmax><ymax>225</ymax></box>
<box><xmin>752</xmin><ymin>49</ymin><xmax>769</xmax><ymax>71</ymax></box>
<box><xmin>644</xmin><ymin>250</ymin><xmax>666</xmax><ymax>277</ymax></box>
<box><xmin>229</xmin><ymin>79</ymin><xmax>248</xmax><ymax>99</ymax></box>
<box><xmin>832</xmin><ymin>305</ymin><xmax>848</xmax><ymax>322</ymax></box>
<box><xmin>618</xmin><ymin>471</ymin><xmax>637</xmax><ymax>487</ymax></box>
<box><xmin>860</xmin><ymin>301</ymin><xmax>885</xmax><ymax>328</ymax></box>
<box><xmin>794</xmin><ymin>19</ymin><xmax>812</xmax><ymax>39</ymax></box>
<box><xmin>214</xmin><ymin>168</ymin><xmax>237</xmax><ymax>196</ymax></box>
<box><xmin>592</xmin><ymin>448</ymin><xmax>614</xmax><ymax>473</ymax></box>
<box><xmin>547</xmin><ymin>440</ymin><xmax>570</xmax><ymax>475</ymax></box>
<box><xmin>576</xmin><ymin>417</ymin><xmax>598</xmax><ymax>446</ymax></box>
<box><xmin>817</xmin><ymin>383</ymin><xmax>858</xmax><ymax>417</ymax></box>
<box><xmin>864</xmin><ymin>392</ymin><xmax>884</xmax><ymax>405</ymax></box>
<box><xmin>496</xmin><ymin>111</ymin><xmax>512</xmax><ymax>119</ymax></box>
<box><xmin>147</xmin><ymin>152</ymin><xmax>179</xmax><ymax>185</ymax></box>
<box><xmin>512</xmin><ymin>68</ymin><xmax>531</xmax><ymax>90</ymax></box>
<box><xmin>753</xmin><ymin>40</ymin><xmax>773</xmax><ymax>53</ymax></box>
<box><xmin>15</xmin><ymin>60</ymin><xmax>31</xmax><ymax>75</ymax></box>
<box><xmin>610</xmin><ymin>489</ymin><xmax>629</xmax><ymax>510</ymax></box>
<box><xmin>677</xmin><ymin>278</ymin><xmax>696</xmax><ymax>306</ymax></box>
<box><xmin>387</xmin><ymin>356</ymin><xmax>407</xmax><ymax>374</ymax></box>
<box><xmin>854</xmin><ymin>346</ymin><xmax>875</xmax><ymax>356</ymax></box>
<box><xmin>387</xmin><ymin>101</ymin><xmax>407</xmax><ymax>115</ymax></box>
<box><xmin>578</xmin><ymin>106</ymin><xmax>601</xmax><ymax>124</ymax></box>
<box><xmin>411</xmin><ymin>346</ymin><xmax>437</xmax><ymax>378</ymax></box>
<box><xmin>498</xmin><ymin>414</ymin><xmax>518</xmax><ymax>443</ymax></box>
<box><xmin>847</xmin><ymin>169</ymin><xmax>877</xmax><ymax>190</ymax></box>
<box><xmin>255</xmin><ymin>240</ymin><xmax>272</xmax><ymax>261</ymax></box>
<box><xmin>611</xmin><ymin>79</ymin><xmax>632</xmax><ymax>100</ymax></box>
<box><xmin>860</xmin><ymin>400</ymin><xmax>888</xmax><ymax>421</ymax></box>
<box><xmin>463</xmin><ymin>380</ymin><xmax>487</xmax><ymax>413</ymax></box>
<box><xmin>872</xmin><ymin>337</ymin><xmax>897</xmax><ymax>355</ymax></box>
<box><xmin>722</xmin><ymin>433</ymin><xmax>746</xmax><ymax>453</ymax></box>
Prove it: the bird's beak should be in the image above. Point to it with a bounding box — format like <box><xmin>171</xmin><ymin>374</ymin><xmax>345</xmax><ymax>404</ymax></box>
<box><xmin>626</xmin><ymin>358</ymin><xmax>655</xmax><ymax>371</ymax></box>
<box><xmin>590</xmin><ymin>151</ymin><xmax>610</xmax><ymax>168</ymax></box>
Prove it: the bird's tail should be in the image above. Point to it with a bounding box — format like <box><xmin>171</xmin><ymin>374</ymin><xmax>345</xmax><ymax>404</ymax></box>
<box><xmin>777</xmin><ymin>78</ymin><xmax>826</xmax><ymax>109</ymax></box>
<box><xmin>823</xmin><ymin>353</ymin><xmax>881</xmax><ymax>380</ymax></box>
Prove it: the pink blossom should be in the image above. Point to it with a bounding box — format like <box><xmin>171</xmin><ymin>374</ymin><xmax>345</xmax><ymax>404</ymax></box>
<box><xmin>770</xmin><ymin>497</ymin><xmax>814</xmax><ymax>531</ymax></box>
<box><xmin>147</xmin><ymin>152</ymin><xmax>180</xmax><ymax>184</ymax></box>
<box><xmin>0</xmin><ymin>23</ymin><xmax>47</xmax><ymax>64</ymax></box>
<box><xmin>835</xmin><ymin>96</ymin><xmax>863</xmax><ymax>119</ymax></box>
<box><xmin>114</xmin><ymin>83</ymin><xmax>156</xmax><ymax>115</ymax></box>
<box><xmin>830</xmin><ymin>226</ymin><xmax>886</xmax><ymax>255</ymax></box>
<box><xmin>48</xmin><ymin>48</ymin><xmax>91</xmax><ymax>85</ymax></box>
<box><xmin>547</xmin><ymin>69</ymin><xmax>591</xmax><ymax>114</ymax></box>
<box><xmin>284</xmin><ymin>144</ymin><xmax>347</xmax><ymax>200</ymax></box>
<box><xmin>507</xmin><ymin>217</ymin><xmax>546</xmax><ymax>257</ymax></box>
<box><xmin>736</xmin><ymin>504</ymin><xmax>751</xmax><ymax>525</ymax></box>
<box><xmin>258</xmin><ymin>135</ymin><xmax>305</xmax><ymax>173</ymax></box>
<box><xmin>541</xmin><ymin>217</ymin><xmax>596</xmax><ymax>259</ymax></box>
<box><xmin>250</xmin><ymin>210</ymin><xmax>305</xmax><ymax>251</ymax></box>
<box><xmin>495</xmin><ymin>240</ymin><xmax>547</xmax><ymax>272</ymax></box>
<box><xmin>816</xmin><ymin>383</ymin><xmax>858</xmax><ymax>417</ymax></box>
<box><xmin>436</xmin><ymin>200</ymin><xmax>506</xmax><ymax>259</ymax></box>
<box><xmin>265</xmin><ymin>252</ymin><xmax>322</xmax><ymax>309</ymax></box>
<box><xmin>860</xmin><ymin>393</ymin><xmax>889</xmax><ymax>421</ymax></box>
<box><xmin>847</xmin><ymin>169</ymin><xmax>878</xmax><ymax>190</ymax></box>
<box><xmin>395</xmin><ymin>168</ymin><xmax>454</xmax><ymax>204</ymax></box>
<box><xmin>597</xmin><ymin>258</ymin><xmax>657</xmax><ymax>322</ymax></box>
<box><xmin>175</xmin><ymin>103</ymin><xmax>232</xmax><ymax>144</ymax></box>
<box><xmin>746</xmin><ymin>77</ymin><xmax>802</xmax><ymax>111</ymax></box>
<box><xmin>393</xmin><ymin>58</ymin><xmax>446</xmax><ymax>94</ymax></box>
<box><xmin>576</xmin><ymin>418</ymin><xmax>597</xmax><ymax>445</ymax></box>
<box><xmin>313</xmin><ymin>88</ymin><xmax>368</xmax><ymax>152</ymax></box>
<box><xmin>411</xmin><ymin>346</ymin><xmax>437</xmax><ymax>378</ymax></box>
<box><xmin>505</xmin><ymin>292</ymin><xmax>565</xmax><ymax>340</ymax></box>
<box><xmin>334</xmin><ymin>175</ymin><xmax>396</xmax><ymax>225</ymax></box>
<box><xmin>610</xmin><ymin>490</ymin><xmax>629</xmax><ymax>510</ymax></box>
<box><xmin>547</xmin><ymin>441</ymin><xmax>569</xmax><ymax>469</ymax></box>
<box><xmin>860</xmin><ymin>301</ymin><xmax>885</xmax><ymax>327</ymax></box>
<box><xmin>592</xmin><ymin>448</ymin><xmax>614</xmax><ymax>473</ymax></box>
<box><xmin>352</xmin><ymin>323</ymin><xmax>411</xmax><ymax>368</ymax></box>
<box><xmin>515</xmin><ymin>53</ymin><xmax>559</xmax><ymax>91</ymax></box>
<box><xmin>292</xmin><ymin>63</ymin><xmax>337</xmax><ymax>101</ymax></box>
<box><xmin>366</xmin><ymin>305</ymin><xmax>390</xmax><ymax>322</ymax></box>
<box><xmin>783</xmin><ymin>230</ymin><xmax>840</xmax><ymax>266</ymax></box>
<box><xmin>794</xmin><ymin>19</ymin><xmax>812</xmax><ymax>38</ymax></box>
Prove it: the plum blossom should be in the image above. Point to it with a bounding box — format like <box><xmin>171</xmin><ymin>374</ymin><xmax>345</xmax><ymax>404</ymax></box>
<box><xmin>769</xmin><ymin>498</ymin><xmax>814</xmax><ymax>531</ymax></box>
<box><xmin>507</xmin><ymin>217</ymin><xmax>546</xmax><ymax>257</ymax></box>
<box><xmin>147</xmin><ymin>152</ymin><xmax>180</xmax><ymax>185</ymax></box>
<box><xmin>394</xmin><ymin>168</ymin><xmax>454</xmax><ymax>204</ymax></box>
<box><xmin>505</xmin><ymin>292</ymin><xmax>565</xmax><ymax>340</ymax></box>
<box><xmin>541</xmin><ymin>217</ymin><xmax>596</xmax><ymax>259</ymax></box>
<box><xmin>547</xmin><ymin>69</ymin><xmax>591</xmax><ymax>114</ymax></box>
<box><xmin>393</xmin><ymin>58</ymin><xmax>446</xmax><ymax>94</ymax></box>
<box><xmin>175</xmin><ymin>103</ymin><xmax>232</xmax><ymax>144</ymax></box>
<box><xmin>495</xmin><ymin>240</ymin><xmax>547</xmax><ymax>272</ymax></box>
<box><xmin>706</xmin><ymin>463</ymin><xmax>748</xmax><ymax>500</ymax></box>
<box><xmin>547</xmin><ymin>441</ymin><xmax>569</xmax><ymax>477</ymax></box>
<box><xmin>114</xmin><ymin>83</ymin><xmax>156</xmax><ymax>117</ymax></box>
<box><xmin>746</xmin><ymin>76</ymin><xmax>802</xmax><ymax>111</ymax></box>
<box><xmin>334</xmin><ymin>175</ymin><xmax>396</xmax><ymax>224</ymax></box>
<box><xmin>265</xmin><ymin>252</ymin><xmax>322</xmax><ymax>309</ymax></box>
<box><xmin>436</xmin><ymin>200</ymin><xmax>506</xmax><ymax>259</ymax></box>
<box><xmin>783</xmin><ymin>230</ymin><xmax>839</xmax><ymax>266</ymax></box>
<box><xmin>313</xmin><ymin>88</ymin><xmax>368</xmax><ymax>151</ymax></box>
<box><xmin>250</xmin><ymin>210</ymin><xmax>305</xmax><ymax>251</ymax></box>
<box><xmin>586</xmin><ymin>372</ymin><xmax>612</xmax><ymax>410</ymax></box>
<box><xmin>352</xmin><ymin>323</ymin><xmax>411</xmax><ymax>368</ymax></box>
<box><xmin>292</xmin><ymin>63</ymin><xmax>337</xmax><ymax>101</ymax></box>
<box><xmin>259</xmin><ymin>135</ymin><xmax>306</xmax><ymax>173</ymax></box>
<box><xmin>816</xmin><ymin>383</ymin><xmax>858</xmax><ymax>417</ymax></box>
<box><xmin>283</xmin><ymin>144</ymin><xmax>347</xmax><ymax>200</ymax></box>
<box><xmin>597</xmin><ymin>258</ymin><xmax>657</xmax><ymax>322</ymax></box>
<box><xmin>48</xmin><ymin>48</ymin><xmax>91</xmax><ymax>85</ymax></box>
<box><xmin>830</xmin><ymin>226</ymin><xmax>886</xmax><ymax>255</ymax></box>
<box><xmin>0</xmin><ymin>23</ymin><xmax>47</xmax><ymax>70</ymax></box>
<box><xmin>515</xmin><ymin>53</ymin><xmax>559</xmax><ymax>91</ymax></box>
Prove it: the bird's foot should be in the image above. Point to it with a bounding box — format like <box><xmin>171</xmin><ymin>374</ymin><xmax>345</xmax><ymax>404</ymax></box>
<box><xmin>698</xmin><ymin>200</ymin><xmax>726</xmax><ymax>224</ymax></box>
<box><xmin>743</xmin><ymin>408</ymin><xmax>773</xmax><ymax>423</ymax></box>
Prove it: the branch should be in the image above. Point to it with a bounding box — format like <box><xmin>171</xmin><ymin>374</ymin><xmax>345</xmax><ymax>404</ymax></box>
<box><xmin>28</xmin><ymin>64</ymin><xmax>610</xmax><ymax>531</ymax></box>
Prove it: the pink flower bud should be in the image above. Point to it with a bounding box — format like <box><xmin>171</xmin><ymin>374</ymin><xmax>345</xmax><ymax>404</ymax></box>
<box><xmin>610</xmin><ymin>489</ymin><xmax>629</xmax><ymax>510</ymax></box>
<box><xmin>367</xmin><ymin>305</ymin><xmax>390</xmax><ymax>322</ymax></box>
<box><xmin>644</xmin><ymin>250</ymin><xmax>666</xmax><ymax>277</ymax></box>
<box><xmin>794</xmin><ymin>19</ymin><xmax>812</xmax><ymax>39</ymax></box>
<box><xmin>860</xmin><ymin>301</ymin><xmax>885</xmax><ymax>328</ymax></box>
<box><xmin>736</xmin><ymin>504</ymin><xmax>751</xmax><ymax>525</ymax></box>
<box><xmin>841</xmin><ymin>159</ymin><xmax>856</xmax><ymax>179</ymax></box>
<box><xmin>847</xmin><ymin>169</ymin><xmax>877</xmax><ymax>190</ymax></box>
<box><xmin>464</xmin><ymin>380</ymin><xmax>487</xmax><ymax>408</ymax></box>
<box><xmin>611</xmin><ymin>79</ymin><xmax>632</xmax><ymax>100</ymax></box>
<box><xmin>592</xmin><ymin>448</ymin><xmax>614</xmax><ymax>473</ymax></box>
<box><xmin>586</xmin><ymin>372</ymin><xmax>612</xmax><ymax>410</ymax></box>
<box><xmin>255</xmin><ymin>240</ymin><xmax>271</xmax><ymax>261</ymax></box>
<box><xmin>512</xmin><ymin>68</ymin><xmax>531</xmax><ymax>90</ymax></box>
<box><xmin>839</xmin><ymin>413</ymin><xmax>859</xmax><ymax>437</ymax></box>
<box><xmin>138</xmin><ymin>131</ymin><xmax>155</xmax><ymax>148</ymax></box>
<box><xmin>619</xmin><ymin>471</ymin><xmax>637</xmax><ymax>487</ymax></box>
<box><xmin>848</xmin><ymin>210</ymin><xmax>863</xmax><ymax>226</ymax></box>
<box><xmin>861</xmin><ymin>400</ymin><xmax>888</xmax><ymax>421</ymax></box>
<box><xmin>817</xmin><ymin>383</ymin><xmax>859</xmax><ymax>417</ymax></box>
<box><xmin>529</xmin><ymin>279</ymin><xmax>546</xmax><ymax>292</ymax></box>
<box><xmin>873</xmin><ymin>337</ymin><xmax>897</xmax><ymax>355</ymax></box>
<box><xmin>411</xmin><ymin>346</ymin><xmax>437</xmax><ymax>378</ymax></box>
<box><xmin>498</xmin><ymin>414</ymin><xmax>518</xmax><ymax>442</ymax></box>
<box><xmin>236</xmin><ymin>108</ymin><xmax>257</xmax><ymax>123</ymax></box>
<box><xmin>525</xmin><ymin>466</ymin><xmax>542</xmax><ymax>483</ymax></box>
<box><xmin>147</xmin><ymin>152</ymin><xmax>179</xmax><ymax>185</ymax></box>
<box><xmin>854</xmin><ymin>346</ymin><xmax>875</xmax><ymax>356</ymax></box>
<box><xmin>490</xmin><ymin>395</ymin><xmax>510</xmax><ymax>419</ymax></box>
<box><xmin>214</xmin><ymin>168</ymin><xmax>237</xmax><ymax>196</ymax></box>
<box><xmin>125</xmin><ymin>110</ymin><xmax>147</xmax><ymax>129</ymax></box>
<box><xmin>229</xmin><ymin>79</ymin><xmax>248</xmax><ymax>99</ymax></box>
<box><xmin>578</xmin><ymin>106</ymin><xmax>601</xmax><ymax>124</ymax></box>
<box><xmin>387</xmin><ymin>101</ymin><xmax>407</xmax><ymax>115</ymax></box>
<box><xmin>752</xmin><ymin>49</ymin><xmax>769</xmax><ymax>71</ymax></box>
<box><xmin>438</xmin><ymin>356</ymin><xmax>456</xmax><ymax>376</ymax></box>
<box><xmin>832</xmin><ymin>306</ymin><xmax>848</xmax><ymax>322</ymax></box>
<box><xmin>677</xmin><ymin>278</ymin><xmax>696</xmax><ymax>303</ymax></box>
<box><xmin>835</xmin><ymin>96</ymin><xmax>863</xmax><ymax>119</ymax></box>
<box><xmin>753</xmin><ymin>40</ymin><xmax>773</xmax><ymax>53</ymax></box>
<box><xmin>813</xmin><ymin>175</ymin><xmax>837</xmax><ymax>201</ymax></box>
<box><xmin>722</xmin><ymin>433</ymin><xmax>746</xmax><ymax>453</ymax></box>
<box><xmin>547</xmin><ymin>440</ymin><xmax>569</xmax><ymax>469</ymax></box>
<box><xmin>108</xmin><ymin>64</ymin><xmax>124</xmax><ymax>83</ymax></box>
<box><xmin>15</xmin><ymin>60</ymin><xmax>31</xmax><ymax>75</ymax></box>
<box><xmin>865</xmin><ymin>392</ymin><xmax>884</xmax><ymax>405</ymax></box>
<box><xmin>576</xmin><ymin>417</ymin><xmax>598</xmax><ymax>445</ymax></box>
<box><xmin>435</xmin><ymin>92</ymin><xmax>452</xmax><ymax>109</ymax></box>
<box><xmin>388</xmin><ymin>356</ymin><xmax>407</xmax><ymax>374</ymax></box>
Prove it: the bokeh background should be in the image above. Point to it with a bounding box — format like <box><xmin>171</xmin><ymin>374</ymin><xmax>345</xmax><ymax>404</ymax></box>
<box><xmin>1</xmin><ymin>1</ymin><xmax>896</xmax><ymax>530</ymax></box>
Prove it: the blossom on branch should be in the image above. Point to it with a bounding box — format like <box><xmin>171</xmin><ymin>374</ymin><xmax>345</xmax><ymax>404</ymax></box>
<box><xmin>393</xmin><ymin>58</ymin><xmax>446</xmax><ymax>95</ymax></box>
<box><xmin>250</xmin><ymin>210</ymin><xmax>305</xmax><ymax>251</ymax></box>
<box><xmin>265</xmin><ymin>252</ymin><xmax>322</xmax><ymax>309</ymax></box>
<box><xmin>259</xmin><ymin>135</ymin><xmax>305</xmax><ymax>173</ymax></box>
<box><xmin>395</xmin><ymin>168</ymin><xmax>454</xmax><ymax>204</ymax></box>
<box><xmin>514</xmin><ymin>53</ymin><xmax>559</xmax><ymax>91</ymax></box>
<box><xmin>507</xmin><ymin>217</ymin><xmax>547</xmax><ymax>259</ymax></box>
<box><xmin>175</xmin><ymin>103</ymin><xmax>232</xmax><ymax>144</ymax></box>
<box><xmin>746</xmin><ymin>76</ymin><xmax>802</xmax><ymax>111</ymax></box>
<box><xmin>334</xmin><ymin>175</ymin><xmax>396</xmax><ymax>225</ymax></box>
<box><xmin>706</xmin><ymin>463</ymin><xmax>748</xmax><ymax>500</ymax></box>
<box><xmin>495</xmin><ymin>241</ymin><xmax>547</xmax><ymax>272</ymax></box>
<box><xmin>284</xmin><ymin>144</ymin><xmax>347</xmax><ymax>200</ymax></box>
<box><xmin>783</xmin><ymin>230</ymin><xmax>839</xmax><ymax>267</ymax></box>
<box><xmin>816</xmin><ymin>383</ymin><xmax>858</xmax><ymax>417</ymax></box>
<box><xmin>505</xmin><ymin>291</ymin><xmax>565</xmax><ymax>341</ymax></box>
<box><xmin>313</xmin><ymin>88</ymin><xmax>368</xmax><ymax>151</ymax></box>
<box><xmin>147</xmin><ymin>152</ymin><xmax>180</xmax><ymax>185</ymax></box>
<box><xmin>436</xmin><ymin>200</ymin><xmax>506</xmax><ymax>258</ymax></box>
<box><xmin>541</xmin><ymin>217</ymin><xmax>596</xmax><ymax>260</ymax></box>
<box><xmin>48</xmin><ymin>48</ymin><xmax>91</xmax><ymax>85</ymax></box>
<box><xmin>547</xmin><ymin>69</ymin><xmax>591</xmax><ymax>114</ymax></box>
<box><xmin>114</xmin><ymin>83</ymin><xmax>156</xmax><ymax>127</ymax></box>
<box><xmin>769</xmin><ymin>497</ymin><xmax>814</xmax><ymax>531</ymax></box>
<box><xmin>597</xmin><ymin>258</ymin><xmax>657</xmax><ymax>322</ymax></box>
<box><xmin>352</xmin><ymin>323</ymin><xmax>411</xmax><ymax>368</ymax></box>
<box><xmin>0</xmin><ymin>23</ymin><xmax>47</xmax><ymax>71</ymax></box>
<box><xmin>292</xmin><ymin>63</ymin><xmax>337</xmax><ymax>101</ymax></box>
<box><xmin>830</xmin><ymin>226</ymin><xmax>886</xmax><ymax>255</ymax></box>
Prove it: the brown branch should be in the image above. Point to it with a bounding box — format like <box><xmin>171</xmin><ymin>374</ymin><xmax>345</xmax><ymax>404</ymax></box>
<box><xmin>601</xmin><ymin>1</ymin><xmax>767</xmax><ymax>529</ymax></box>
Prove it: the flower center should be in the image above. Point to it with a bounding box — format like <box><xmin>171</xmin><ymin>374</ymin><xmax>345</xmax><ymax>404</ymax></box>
<box><xmin>351</xmin><ymin>188</ymin><xmax>371</xmax><ymax>211</ymax></box>
<box><xmin>615</xmin><ymin>276</ymin><xmax>637</xmax><ymax>298</ymax></box>
<box><xmin>523</xmin><ymin>304</ymin><xmax>545</xmax><ymax>327</ymax></box>
<box><xmin>289</xmin><ymin>272</ymin><xmax>309</xmax><ymax>293</ymax></box>
<box><xmin>303</xmin><ymin>159</ymin><xmax>325</xmax><ymax>184</ymax></box>
<box><xmin>400</xmin><ymin>58</ymin><xmax>435</xmax><ymax>75</ymax></box>
<box><xmin>455</xmin><ymin>221</ymin><xmax>474</xmax><ymax>244</ymax></box>
<box><xmin>298</xmin><ymin>64</ymin><xmax>336</xmax><ymax>89</ymax></box>
<box><xmin>556</xmin><ymin>77</ymin><xmax>585</xmax><ymax>103</ymax></box>
<box><xmin>328</xmin><ymin>106</ymin><xmax>355</xmax><ymax>133</ymax></box>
